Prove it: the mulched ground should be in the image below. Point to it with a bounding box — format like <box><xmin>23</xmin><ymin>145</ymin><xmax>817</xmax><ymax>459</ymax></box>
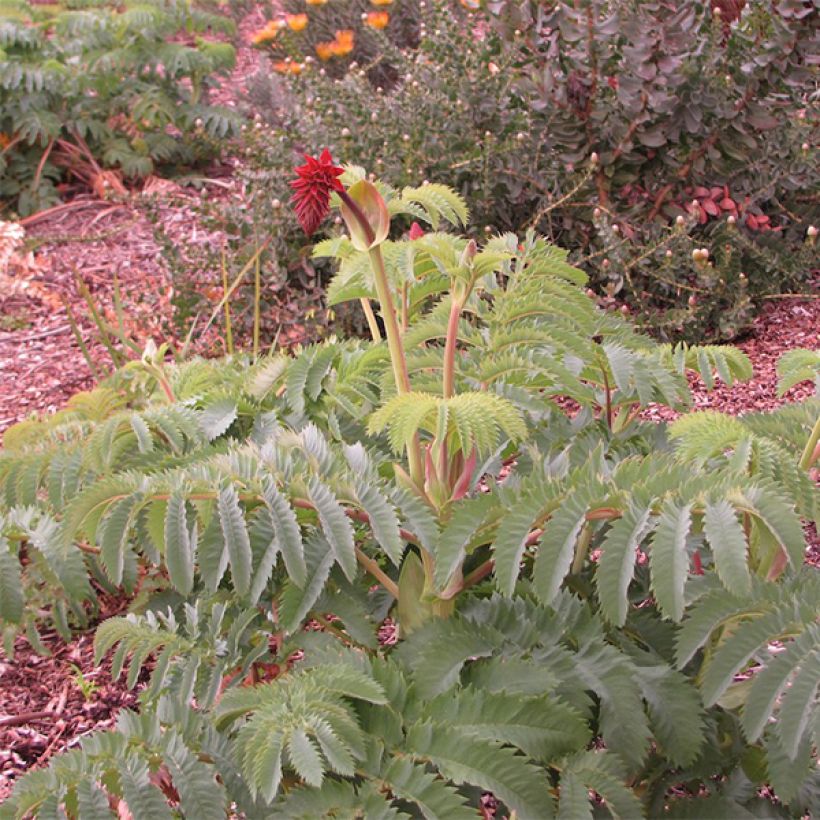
<box><xmin>0</xmin><ymin>595</ymin><xmax>144</xmax><ymax>803</ymax></box>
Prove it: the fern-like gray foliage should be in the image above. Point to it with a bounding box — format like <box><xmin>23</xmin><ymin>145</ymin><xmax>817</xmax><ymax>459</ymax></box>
<box><xmin>0</xmin><ymin>193</ymin><xmax>817</xmax><ymax>816</ymax></box>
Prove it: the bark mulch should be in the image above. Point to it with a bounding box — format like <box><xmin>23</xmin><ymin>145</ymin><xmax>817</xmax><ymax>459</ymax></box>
<box><xmin>0</xmin><ymin>594</ymin><xmax>145</xmax><ymax>803</ymax></box>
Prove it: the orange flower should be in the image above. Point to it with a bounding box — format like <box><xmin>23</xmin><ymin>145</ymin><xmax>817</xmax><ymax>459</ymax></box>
<box><xmin>460</xmin><ymin>0</ymin><xmax>480</xmax><ymax>8</ymax></box>
<box><xmin>371</xmin><ymin>0</ymin><xmax>393</xmax><ymax>5</ymax></box>
<box><xmin>365</xmin><ymin>10</ymin><xmax>389</xmax><ymax>28</ymax></box>
<box><xmin>273</xmin><ymin>60</ymin><xmax>303</xmax><ymax>74</ymax></box>
<box><xmin>316</xmin><ymin>41</ymin><xmax>335</xmax><ymax>60</ymax></box>
<box><xmin>286</xmin><ymin>13</ymin><xmax>308</xmax><ymax>31</ymax></box>
<box><xmin>317</xmin><ymin>29</ymin><xmax>355</xmax><ymax>59</ymax></box>
<box><xmin>333</xmin><ymin>29</ymin><xmax>355</xmax><ymax>54</ymax></box>
<box><xmin>0</xmin><ymin>133</ymin><xmax>11</xmax><ymax>150</ymax></box>
<box><xmin>305</xmin><ymin>0</ymin><xmax>327</xmax><ymax>5</ymax></box>
<box><xmin>251</xmin><ymin>20</ymin><xmax>283</xmax><ymax>45</ymax></box>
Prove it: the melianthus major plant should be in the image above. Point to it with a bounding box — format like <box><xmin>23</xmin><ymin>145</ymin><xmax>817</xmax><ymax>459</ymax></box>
<box><xmin>0</xmin><ymin>159</ymin><xmax>818</xmax><ymax>817</ymax></box>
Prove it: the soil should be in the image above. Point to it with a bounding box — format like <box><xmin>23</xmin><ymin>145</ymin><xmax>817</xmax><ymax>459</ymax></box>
<box><xmin>0</xmin><ymin>594</ymin><xmax>143</xmax><ymax>803</ymax></box>
<box><xmin>1</xmin><ymin>6</ymin><xmax>819</xmax><ymax>808</ymax></box>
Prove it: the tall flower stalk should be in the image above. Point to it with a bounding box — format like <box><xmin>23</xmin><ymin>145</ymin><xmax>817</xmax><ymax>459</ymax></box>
<box><xmin>291</xmin><ymin>153</ymin><xmax>424</xmax><ymax>489</ymax></box>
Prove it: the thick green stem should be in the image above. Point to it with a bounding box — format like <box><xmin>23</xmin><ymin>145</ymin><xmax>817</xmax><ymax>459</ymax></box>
<box><xmin>336</xmin><ymin>187</ymin><xmax>424</xmax><ymax>488</ymax></box>
<box><xmin>369</xmin><ymin>248</ymin><xmax>410</xmax><ymax>392</ymax></box>
<box><xmin>369</xmin><ymin>247</ymin><xmax>424</xmax><ymax>487</ymax></box>
<box><xmin>799</xmin><ymin>412</ymin><xmax>820</xmax><ymax>470</ymax></box>
<box><xmin>442</xmin><ymin>296</ymin><xmax>462</xmax><ymax>399</ymax></box>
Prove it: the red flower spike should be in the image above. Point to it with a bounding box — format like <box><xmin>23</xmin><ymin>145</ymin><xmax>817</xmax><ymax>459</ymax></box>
<box><xmin>290</xmin><ymin>149</ymin><xmax>345</xmax><ymax>236</ymax></box>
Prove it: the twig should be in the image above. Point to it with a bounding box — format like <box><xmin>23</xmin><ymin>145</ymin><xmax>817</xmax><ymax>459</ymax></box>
<box><xmin>3</xmin><ymin>324</ymin><xmax>71</xmax><ymax>343</ymax></box>
<box><xmin>0</xmin><ymin>710</ymin><xmax>56</xmax><ymax>729</ymax></box>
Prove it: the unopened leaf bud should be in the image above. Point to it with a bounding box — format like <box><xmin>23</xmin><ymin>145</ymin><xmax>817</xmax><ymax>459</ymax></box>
<box><xmin>590</xmin><ymin>152</ymin><xmax>599</xmax><ymax>165</ymax></box>
<box><xmin>460</xmin><ymin>239</ymin><xmax>478</xmax><ymax>265</ymax></box>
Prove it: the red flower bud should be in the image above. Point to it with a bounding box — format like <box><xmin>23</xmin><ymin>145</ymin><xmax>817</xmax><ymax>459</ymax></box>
<box><xmin>409</xmin><ymin>221</ymin><xmax>425</xmax><ymax>240</ymax></box>
<box><xmin>290</xmin><ymin>149</ymin><xmax>345</xmax><ymax>236</ymax></box>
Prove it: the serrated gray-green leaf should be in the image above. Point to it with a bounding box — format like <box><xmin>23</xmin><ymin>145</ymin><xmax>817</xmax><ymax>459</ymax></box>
<box><xmin>561</xmin><ymin>751</ymin><xmax>644</xmax><ymax>820</ymax></box>
<box><xmin>279</xmin><ymin>534</ymin><xmax>335</xmax><ymax>632</ymax></box>
<box><xmin>764</xmin><ymin>729</ymin><xmax>814</xmax><ymax>804</ymax></box>
<box><xmin>742</xmin><ymin>624</ymin><xmax>820</xmax><ymax>742</ymax></box>
<box><xmin>637</xmin><ymin>664</ymin><xmax>704</xmax><ymax>767</ymax></box>
<box><xmin>675</xmin><ymin>590</ymin><xmax>741</xmax><ymax>668</ymax></box>
<box><xmin>356</xmin><ymin>480</ymin><xmax>404</xmax><ymax>566</ymax></box>
<box><xmin>406</xmin><ymin>723</ymin><xmax>554</xmax><ymax>819</ymax></box>
<box><xmin>398</xmin><ymin>617</ymin><xmax>498</xmax><ymax>699</ymax></box>
<box><xmin>493</xmin><ymin>488</ymin><xmax>545</xmax><ymax>597</ymax></box>
<box><xmin>745</xmin><ymin>487</ymin><xmax>806</xmax><ymax>572</ymax></box>
<box><xmin>198</xmin><ymin>512</ymin><xmax>227</xmax><ymax>593</ymax></box>
<box><xmin>199</xmin><ymin>398</ymin><xmax>238</xmax><ymax>440</ymax></box>
<box><xmin>162</xmin><ymin>734</ymin><xmax>226</xmax><ymax>820</ymax></box>
<box><xmin>164</xmin><ymin>493</ymin><xmax>194</xmax><ymax>595</ymax></box>
<box><xmin>380</xmin><ymin>756</ymin><xmax>475</xmax><ymax>820</ymax></box>
<box><xmin>776</xmin><ymin>648</ymin><xmax>819</xmax><ymax>760</ymax></box>
<box><xmin>703</xmin><ymin>499</ymin><xmax>751</xmax><ymax>596</ymax></box>
<box><xmin>595</xmin><ymin>504</ymin><xmax>654</xmax><ymax>626</ymax></box>
<box><xmin>129</xmin><ymin>413</ymin><xmax>153</xmax><ymax>454</ymax></box>
<box><xmin>77</xmin><ymin>779</ymin><xmax>114</xmax><ymax>820</ymax></box>
<box><xmin>558</xmin><ymin>770</ymin><xmax>593</xmax><ymax>820</ymax></box>
<box><xmin>700</xmin><ymin>608</ymin><xmax>792</xmax><ymax>706</ymax></box>
<box><xmin>249</xmin><ymin>510</ymin><xmax>280</xmax><ymax>606</ymax></box>
<box><xmin>118</xmin><ymin>756</ymin><xmax>174</xmax><ymax>820</ymax></box>
<box><xmin>434</xmin><ymin>494</ymin><xmax>495</xmax><ymax>589</ymax></box>
<box><xmin>649</xmin><ymin>501</ymin><xmax>692</xmax><ymax>622</ymax></box>
<box><xmin>533</xmin><ymin>488</ymin><xmax>590</xmax><ymax>605</ymax></box>
<box><xmin>392</xmin><ymin>488</ymin><xmax>439</xmax><ymax>554</ymax></box>
<box><xmin>314</xmin><ymin>721</ymin><xmax>356</xmax><ymax>776</ymax></box>
<box><xmin>309</xmin><ymin>479</ymin><xmax>356</xmax><ymax>581</ymax></box>
<box><xmin>0</xmin><ymin>538</ymin><xmax>23</xmax><ymax>623</ymax></box>
<box><xmin>287</xmin><ymin>729</ymin><xmax>324</xmax><ymax>788</ymax></box>
<box><xmin>262</xmin><ymin>479</ymin><xmax>306</xmax><ymax>588</ymax></box>
<box><xmin>217</xmin><ymin>483</ymin><xmax>252</xmax><ymax>596</ymax></box>
<box><xmin>425</xmin><ymin>689</ymin><xmax>590</xmax><ymax>762</ymax></box>
<box><xmin>98</xmin><ymin>494</ymin><xmax>140</xmax><ymax>586</ymax></box>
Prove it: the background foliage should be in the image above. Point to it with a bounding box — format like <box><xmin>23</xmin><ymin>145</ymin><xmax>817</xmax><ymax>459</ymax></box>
<box><xmin>0</xmin><ymin>0</ymin><xmax>240</xmax><ymax>215</ymax></box>
<box><xmin>240</xmin><ymin>0</ymin><xmax>818</xmax><ymax>340</ymax></box>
